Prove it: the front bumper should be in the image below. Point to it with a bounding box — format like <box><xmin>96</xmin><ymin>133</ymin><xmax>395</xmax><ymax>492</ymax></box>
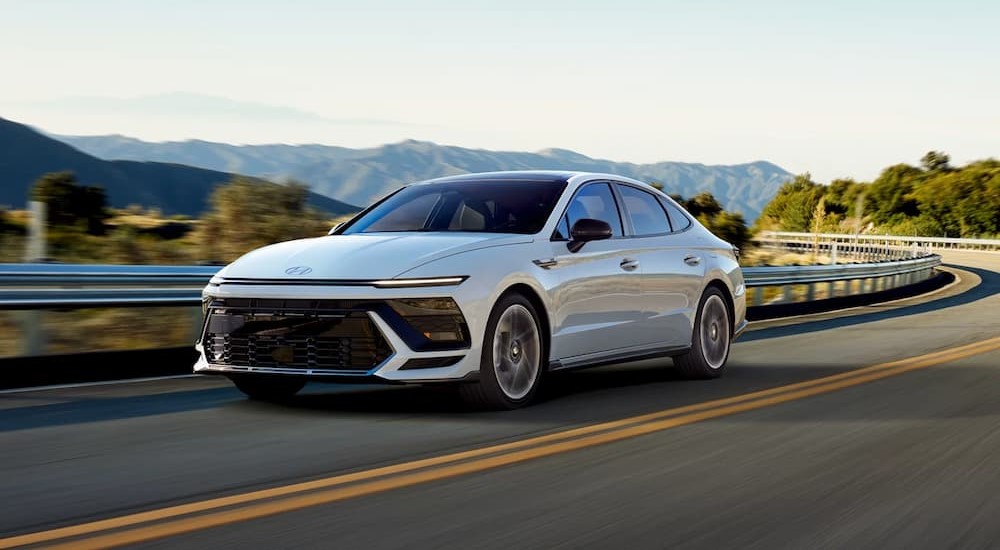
<box><xmin>195</xmin><ymin>292</ymin><xmax>483</xmax><ymax>383</ymax></box>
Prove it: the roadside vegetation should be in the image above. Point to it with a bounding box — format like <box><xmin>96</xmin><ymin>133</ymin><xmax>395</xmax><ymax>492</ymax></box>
<box><xmin>755</xmin><ymin>152</ymin><xmax>1000</xmax><ymax>239</ymax></box>
<box><xmin>1</xmin><ymin>172</ymin><xmax>350</xmax><ymax>265</ymax></box>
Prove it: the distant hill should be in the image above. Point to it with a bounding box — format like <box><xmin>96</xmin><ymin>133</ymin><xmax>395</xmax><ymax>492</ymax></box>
<box><xmin>56</xmin><ymin>135</ymin><xmax>793</xmax><ymax>221</ymax></box>
<box><xmin>0</xmin><ymin>118</ymin><xmax>358</xmax><ymax>216</ymax></box>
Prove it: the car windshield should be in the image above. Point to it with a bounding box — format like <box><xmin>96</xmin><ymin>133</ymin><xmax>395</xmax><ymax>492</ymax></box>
<box><xmin>339</xmin><ymin>180</ymin><xmax>567</xmax><ymax>235</ymax></box>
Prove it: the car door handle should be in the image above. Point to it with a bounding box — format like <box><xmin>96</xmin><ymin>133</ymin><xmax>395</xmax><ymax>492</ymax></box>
<box><xmin>620</xmin><ymin>258</ymin><xmax>640</xmax><ymax>271</ymax></box>
<box><xmin>684</xmin><ymin>255</ymin><xmax>701</xmax><ymax>266</ymax></box>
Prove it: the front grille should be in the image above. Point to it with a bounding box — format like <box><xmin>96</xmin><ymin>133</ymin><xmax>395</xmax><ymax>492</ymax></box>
<box><xmin>203</xmin><ymin>302</ymin><xmax>392</xmax><ymax>372</ymax></box>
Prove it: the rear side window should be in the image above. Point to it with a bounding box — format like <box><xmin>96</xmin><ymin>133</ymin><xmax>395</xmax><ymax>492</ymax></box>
<box><xmin>564</xmin><ymin>183</ymin><xmax>624</xmax><ymax>237</ymax></box>
<box><xmin>618</xmin><ymin>185</ymin><xmax>671</xmax><ymax>236</ymax></box>
<box><xmin>660</xmin><ymin>198</ymin><xmax>693</xmax><ymax>231</ymax></box>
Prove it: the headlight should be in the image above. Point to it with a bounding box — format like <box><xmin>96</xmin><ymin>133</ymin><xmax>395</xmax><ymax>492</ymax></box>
<box><xmin>372</xmin><ymin>276</ymin><xmax>467</xmax><ymax>288</ymax></box>
<box><xmin>388</xmin><ymin>298</ymin><xmax>469</xmax><ymax>345</ymax></box>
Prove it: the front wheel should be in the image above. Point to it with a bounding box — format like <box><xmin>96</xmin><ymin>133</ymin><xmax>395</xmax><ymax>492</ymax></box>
<box><xmin>673</xmin><ymin>287</ymin><xmax>732</xmax><ymax>379</ymax></box>
<box><xmin>459</xmin><ymin>293</ymin><xmax>545</xmax><ymax>409</ymax></box>
<box><xmin>230</xmin><ymin>375</ymin><xmax>306</xmax><ymax>401</ymax></box>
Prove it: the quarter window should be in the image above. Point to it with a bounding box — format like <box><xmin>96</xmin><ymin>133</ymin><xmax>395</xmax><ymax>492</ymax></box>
<box><xmin>618</xmin><ymin>185</ymin><xmax>672</xmax><ymax>236</ymax></box>
<box><xmin>660</xmin><ymin>198</ymin><xmax>693</xmax><ymax>231</ymax></box>
<box><xmin>564</xmin><ymin>183</ymin><xmax>624</xmax><ymax>237</ymax></box>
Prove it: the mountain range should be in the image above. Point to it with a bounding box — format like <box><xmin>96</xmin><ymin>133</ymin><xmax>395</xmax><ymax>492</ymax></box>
<box><xmin>55</xmin><ymin>134</ymin><xmax>793</xmax><ymax>221</ymax></box>
<box><xmin>0</xmin><ymin>118</ymin><xmax>357</xmax><ymax>216</ymax></box>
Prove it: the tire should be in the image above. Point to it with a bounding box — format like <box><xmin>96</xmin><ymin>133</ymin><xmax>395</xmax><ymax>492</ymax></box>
<box><xmin>673</xmin><ymin>287</ymin><xmax>732</xmax><ymax>379</ymax></box>
<box><xmin>230</xmin><ymin>375</ymin><xmax>306</xmax><ymax>401</ymax></box>
<box><xmin>459</xmin><ymin>292</ymin><xmax>545</xmax><ymax>409</ymax></box>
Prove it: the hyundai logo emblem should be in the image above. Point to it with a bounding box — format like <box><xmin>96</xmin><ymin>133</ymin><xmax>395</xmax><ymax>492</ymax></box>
<box><xmin>284</xmin><ymin>266</ymin><xmax>313</xmax><ymax>276</ymax></box>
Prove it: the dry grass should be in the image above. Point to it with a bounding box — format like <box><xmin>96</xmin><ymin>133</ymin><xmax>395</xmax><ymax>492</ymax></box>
<box><xmin>0</xmin><ymin>307</ymin><xmax>200</xmax><ymax>358</ymax></box>
<box><xmin>740</xmin><ymin>247</ymin><xmax>833</xmax><ymax>268</ymax></box>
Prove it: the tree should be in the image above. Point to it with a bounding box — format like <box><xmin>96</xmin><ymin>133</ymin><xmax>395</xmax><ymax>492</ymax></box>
<box><xmin>29</xmin><ymin>171</ymin><xmax>109</xmax><ymax>235</ymax></box>
<box><xmin>755</xmin><ymin>173</ymin><xmax>824</xmax><ymax>232</ymax></box>
<box><xmin>866</xmin><ymin>164</ymin><xmax>921</xmax><ymax>225</ymax></box>
<box><xmin>909</xmin><ymin>159</ymin><xmax>1000</xmax><ymax>237</ymax></box>
<box><xmin>197</xmin><ymin>177</ymin><xmax>331</xmax><ymax>262</ymax></box>
<box><xmin>670</xmin><ymin>191</ymin><xmax>750</xmax><ymax>249</ymax></box>
<box><xmin>700</xmin><ymin>210</ymin><xmax>751</xmax><ymax>250</ymax></box>
<box><xmin>684</xmin><ymin>192</ymin><xmax>724</xmax><ymax>218</ymax></box>
<box><xmin>920</xmin><ymin>151</ymin><xmax>952</xmax><ymax>172</ymax></box>
<box><xmin>30</xmin><ymin>171</ymin><xmax>78</xmax><ymax>226</ymax></box>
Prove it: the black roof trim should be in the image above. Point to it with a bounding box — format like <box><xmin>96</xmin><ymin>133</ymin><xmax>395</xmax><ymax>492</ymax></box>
<box><xmin>421</xmin><ymin>170</ymin><xmax>577</xmax><ymax>185</ymax></box>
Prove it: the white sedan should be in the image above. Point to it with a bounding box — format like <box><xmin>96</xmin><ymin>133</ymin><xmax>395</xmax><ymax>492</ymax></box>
<box><xmin>195</xmin><ymin>171</ymin><xmax>747</xmax><ymax>408</ymax></box>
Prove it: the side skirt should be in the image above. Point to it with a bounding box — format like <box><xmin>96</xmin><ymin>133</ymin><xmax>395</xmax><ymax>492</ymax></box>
<box><xmin>549</xmin><ymin>344</ymin><xmax>692</xmax><ymax>372</ymax></box>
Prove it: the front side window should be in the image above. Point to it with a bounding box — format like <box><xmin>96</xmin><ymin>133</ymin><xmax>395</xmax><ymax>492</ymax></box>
<box><xmin>618</xmin><ymin>185</ymin><xmax>671</xmax><ymax>236</ymax></box>
<box><xmin>340</xmin><ymin>180</ymin><xmax>566</xmax><ymax>235</ymax></box>
<box><xmin>563</xmin><ymin>183</ymin><xmax>624</xmax><ymax>237</ymax></box>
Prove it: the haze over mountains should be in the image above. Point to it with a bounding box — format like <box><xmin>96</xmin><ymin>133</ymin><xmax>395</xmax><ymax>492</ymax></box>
<box><xmin>0</xmin><ymin>118</ymin><xmax>357</xmax><ymax>216</ymax></box>
<box><xmin>56</xmin><ymin>134</ymin><xmax>792</xmax><ymax>222</ymax></box>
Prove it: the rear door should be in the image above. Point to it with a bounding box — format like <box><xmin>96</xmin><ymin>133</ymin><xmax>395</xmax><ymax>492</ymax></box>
<box><xmin>615</xmin><ymin>183</ymin><xmax>704</xmax><ymax>348</ymax></box>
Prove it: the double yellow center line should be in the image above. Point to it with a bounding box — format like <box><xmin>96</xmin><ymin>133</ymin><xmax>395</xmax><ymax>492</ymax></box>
<box><xmin>5</xmin><ymin>335</ymin><xmax>1000</xmax><ymax>549</ymax></box>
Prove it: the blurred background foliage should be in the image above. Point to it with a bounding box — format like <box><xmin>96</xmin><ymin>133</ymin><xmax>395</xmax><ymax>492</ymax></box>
<box><xmin>195</xmin><ymin>177</ymin><xmax>336</xmax><ymax>263</ymax></box>
<box><xmin>755</xmin><ymin>152</ymin><xmax>1000</xmax><ymax>238</ymax></box>
<box><xmin>2</xmin><ymin>174</ymin><xmax>349</xmax><ymax>264</ymax></box>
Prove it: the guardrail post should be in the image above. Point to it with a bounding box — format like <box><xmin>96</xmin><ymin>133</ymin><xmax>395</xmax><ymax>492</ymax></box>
<box><xmin>830</xmin><ymin>242</ymin><xmax>838</xmax><ymax>265</ymax></box>
<box><xmin>18</xmin><ymin>201</ymin><xmax>48</xmax><ymax>356</ymax></box>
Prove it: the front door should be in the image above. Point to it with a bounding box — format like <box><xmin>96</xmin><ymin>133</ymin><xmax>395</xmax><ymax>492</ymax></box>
<box><xmin>547</xmin><ymin>182</ymin><xmax>646</xmax><ymax>360</ymax></box>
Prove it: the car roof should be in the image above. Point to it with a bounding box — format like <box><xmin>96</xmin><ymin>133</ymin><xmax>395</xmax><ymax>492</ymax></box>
<box><xmin>416</xmin><ymin>170</ymin><xmax>650</xmax><ymax>187</ymax></box>
<box><xmin>418</xmin><ymin>170</ymin><xmax>580</xmax><ymax>184</ymax></box>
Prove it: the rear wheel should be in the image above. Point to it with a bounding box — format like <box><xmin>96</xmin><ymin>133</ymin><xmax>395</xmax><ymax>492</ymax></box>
<box><xmin>230</xmin><ymin>375</ymin><xmax>306</xmax><ymax>401</ymax></box>
<box><xmin>673</xmin><ymin>287</ymin><xmax>731</xmax><ymax>379</ymax></box>
<box><xmin>459</xmin><ymin>293</ymin><xmax>545</xmax><ymax>409</ymax></box>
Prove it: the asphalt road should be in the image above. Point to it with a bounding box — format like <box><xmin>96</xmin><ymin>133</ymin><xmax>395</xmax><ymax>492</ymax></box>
<box><xmin>1</xmin><ymin>251</ymin><xmax>998</xmax><ymax>549</ymax></box>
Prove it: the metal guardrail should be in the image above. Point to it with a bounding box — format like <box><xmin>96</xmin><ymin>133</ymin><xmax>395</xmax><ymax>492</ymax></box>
<box><xmin>743</xmin><ymin>254</ymin><xmax>940</xmax><ymax>306</ymax></box>
<box><xmin>0</xmin><ymin>253</ymin><xmax>942</xmax><ymax>310</ymax></box>
<box><xmin>759</xmin><ymin>231</ymin><xmax>1000</xmax><ymax>252</ymax></box>
<box><xmin>0</xmin><ymin>264</ymin><xmax>219</xmax><ymax>309</ymax></box>
<box><xmin>743</xmin><ymin>255</ymin><xmax>940</xmax><ymax>287</ymax></box>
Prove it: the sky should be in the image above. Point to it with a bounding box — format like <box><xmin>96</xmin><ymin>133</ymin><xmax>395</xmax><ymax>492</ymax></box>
<box><xmin>1</xmin><ymin>0</ymin><xmax>998</xmax><ymax>182</ymax></box>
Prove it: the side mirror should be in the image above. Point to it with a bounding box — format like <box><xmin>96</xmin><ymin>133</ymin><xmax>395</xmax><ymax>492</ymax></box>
<box><xmin>328</xmin><ymin>222</ymin><xmax>345</xmax><ymax>235</ymax></box>
<box><xmin>568</xmin><ymin>218</ymin><xmax>612</xmax><ymax>252</ymax></box>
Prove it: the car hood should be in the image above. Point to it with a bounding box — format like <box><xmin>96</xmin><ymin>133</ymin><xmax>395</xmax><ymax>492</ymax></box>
<box><xmin>215</xmin><ymin>233</ymin><xmax>532</xmax><ymax>281</ymax></box>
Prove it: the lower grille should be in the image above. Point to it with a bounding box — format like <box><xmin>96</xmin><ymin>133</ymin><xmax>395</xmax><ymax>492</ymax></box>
<box><xmin>203</xmin><ymin>309</ymin><xmax>392</xmax><ymax>372</ymax></box>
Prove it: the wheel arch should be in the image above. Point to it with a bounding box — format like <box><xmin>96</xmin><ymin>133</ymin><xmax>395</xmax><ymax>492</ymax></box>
<box><xmin>703</xmin><ymin>278</ymin><xmax>736</xmax><ymax>335</ymax></box>
<box><xmin>497</xmin><ymin>282</ymin><xmax>552</xmax><ymax>364</ymax></box>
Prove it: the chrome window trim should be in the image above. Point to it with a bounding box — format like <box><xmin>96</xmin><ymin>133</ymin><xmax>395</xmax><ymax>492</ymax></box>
<box><xmin>611</xmin><ymin>181</ymin><xmax>676</xmax><ymax>238</ymax></box>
